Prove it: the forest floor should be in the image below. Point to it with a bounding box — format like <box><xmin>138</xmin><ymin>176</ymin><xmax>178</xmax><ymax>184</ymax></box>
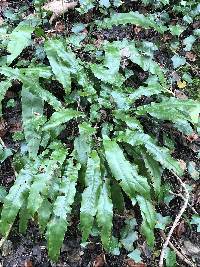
<box><xmin>0</xmin><ymin>0</ymin><xmax>200</xmax><ymax>266</ymax></box>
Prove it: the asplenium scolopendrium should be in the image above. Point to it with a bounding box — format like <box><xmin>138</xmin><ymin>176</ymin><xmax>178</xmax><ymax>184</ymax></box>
<box><xmin>0</xmin><ymin>8</ymin><xmax>200</xmax><ymax>262</ymax></box>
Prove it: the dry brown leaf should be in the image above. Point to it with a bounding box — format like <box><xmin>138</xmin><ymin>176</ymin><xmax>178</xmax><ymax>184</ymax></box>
<box><xmin>0</xmin><ymin>118</ymin><xmax>7</xmax><ymax>138</ymax></box>
<box><xmin>175</xmin><ymin>89</ymin><xmax>188</xmax><ymax>100</ymax></box>
<box><xmin>186</xmin><ymin>132</ymin><xmax>199</xmax><ymax>142</ymax></box>
<box><xmin>134</xmin><ymin>26</ymin><xmax>142</xmax><ymax>35</ymax></box>
<box><xmin>126</xmin><ymin>259</ymin><xmax>147</xmax><ymax>267</ymax></box>
<box><xmin>92</xmin><ymin>254</ymin><xmax>105</xmax><ymax>267</ymax></box>
<box><xmin>174</xmin><ymin>220</ymin><xmax>186</xmax><ymax>237</ymax></box>
<box><xmin>185</xmin><ymin>52</ymin><xmax>196</xmax><ymax>62</ymax></box>
<box><xmin>178</xmin><ymin>159</ymin><xmax>187</xmax><ymax>171</ymax></box>
<box><xmin>43</xmin><ymin>0</ymin><xmax>78</xmax><ymax>23</ymax></box>
<box><xmin>24</xmin><ymin>259</ymin><xmax>33</xmax><ymax>267</ymax></box>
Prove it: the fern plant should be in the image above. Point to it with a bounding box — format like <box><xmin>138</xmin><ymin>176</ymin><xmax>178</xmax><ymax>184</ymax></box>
<box><xmin>0</xmin><ymin>7</ymin><xmax>200</xmax><ymax>263</ymax></box>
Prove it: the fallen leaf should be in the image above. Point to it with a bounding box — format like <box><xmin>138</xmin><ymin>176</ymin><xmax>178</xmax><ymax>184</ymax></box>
<box><xmin>24</xmin><ymin>259</ymin><xmax>33</xmax><ymax>267</ymax></box>
<box><xmin>93</xmin><ymin>254</ymin><xmax>105</xmax><ymax>267</ymax></box>
<box><xmin>1</xmin><ymin>240</ymin><xmax>13</xmax><ymax>256</ymax></box>
<box><xmin>126</xmin><ymin>259</ymin><xmax>147</xmax><ymax>267</ymax></box>
<box><xmin>0</xmin><ymin>119</ymin><xmax>7</xmax><ymax>138</ymax></box>
<box><xmin>134</xmin><ymin>26</ymin><xmax>142</xmax><ymax>34</ymax></box>
<box><xmin>186</xmin><ymin>133</ymin><xmax>199</xmax><ymax>142</ymax></box>
<box><xmin>178</xmin><ymin>159</ymin><xmax>187</xmax><ymax>171</ymax></box>
<box><xmin>177</xmin><ymin>80</ymin><xmax>187</xmax><ymax>89</ymax></box>
<box><xmin>43</xmin><ymin>1</ymin><xmax>78</xmax><ymax>23</ymax></box>
<box><xmin>185</xmin><ymin>52</ymin><xmax>196</xmax><ymax>62</ymax></box>
<box><xmin>175</xmin><ymin>89</ymin><xmax>188</xmax><ymax>100</ymax></box>
<box><xmin>174</xmin><ymin>220</ymin><xmax>186</xmax><ymax>237</ymax></box>
<box><xmin>54</xmin><ymin>21</ymin><xmax>65</xmax><ymax>33</ymax></box>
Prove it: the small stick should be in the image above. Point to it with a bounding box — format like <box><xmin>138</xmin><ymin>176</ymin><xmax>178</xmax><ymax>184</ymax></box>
<box><xmin>159</xmin><ymin>172</ymin><xmax>190</xmax><ymax>267</ymax></box>
<box><xmin>159</xmin><ymin>230</ymin><xmax>196</xmax><ymax>267</ymax></box>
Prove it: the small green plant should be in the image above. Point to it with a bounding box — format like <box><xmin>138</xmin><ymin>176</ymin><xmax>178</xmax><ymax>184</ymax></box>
<box><xmin>0</xmin><ymin>2</ymin><xmax>199</xmax><ymax>263</ymax></box>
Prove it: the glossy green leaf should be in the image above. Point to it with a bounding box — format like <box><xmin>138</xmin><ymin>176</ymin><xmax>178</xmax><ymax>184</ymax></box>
<box><xmin>43</xmin><ymin>108</ymin><xmax>83</xmax><ymax>130</ymax></box>
<box><xmin>47</xmin><ymin>160</ymin><xmax>80</xmax><ymax>261</ymax></box>
<box><xmin>80</xmin><ymin>151</ymin><xmax>102</xmax><ymax>242</ymax></box>
<box><xmin>96</xmin><ymin>11</ymin><xmax>167</xmax><ymax>33</ymax></box>
<box><xmin>103</xmin><ymin>137</ymin><xmax>150</xmax><ymax>199</ymax></box>
<box><xmin>7</xmin><ymin>22</ymin><xmax>34</xmax><ymax>65</ymax></box>
<box><xmin>97</xmin><ymin>180</ymin><xmax>113</xmax><ymax>250</ymax></box>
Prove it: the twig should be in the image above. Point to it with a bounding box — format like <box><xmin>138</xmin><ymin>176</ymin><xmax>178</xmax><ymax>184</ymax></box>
<box><xmin>159</xmin><ymin>230</ymin><xmax>196</xmax><ymax>267</ymax></box>
<box><xmin>159</xmin><ymin>172</ymin><xmax>190</xmax><ymax>267</ymax></box>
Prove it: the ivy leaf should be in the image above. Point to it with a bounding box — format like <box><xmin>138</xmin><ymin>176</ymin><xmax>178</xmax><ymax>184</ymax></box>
<box><xmin>171</xmin><ymin>55</ymin><xmax>186</xmax><ymax>69</ymax></box>
<box><xmin>0</xmin><ymin>144</ymin><xmax>12</xmax><ymax>163</ymax></box>
<box><xmin>191</xmin><ymin>215</ymin><xmax>200</xmax><ymax>232</ymax></box>
<box><xmin>7</xmin><ymin>22</ymin><xmax>34</xmax><ymax>65</ymax></box>
<box><xmin>80</xmin><ymin>151</ymin><xmax>102</xmax><ymax>242</ymax></box>
<box><xmin>103</xmin><ymin>137</ymin><xmax>151</xmax><ymax>199</ymax></box>
<box><xmin>99</xmin><ymin>0</ymin><xmax>110</xmax><ymax>7</ymax></box>
<box><xmin>169</xmin><ymin>25</ymin><xmax>185</xmax><ymax>36</ymax></box>
<box><xmin>183</xmin><ymin>35</ymin><xmax>196</xmax><ymax>51</ymax></box>
<box><xmin>128</xmin><ymin>249</ymin><xmax>142</xmax><ymax>263</ymax></box>
<box><xmin>120</xmin><ymin>218</ymin><xmax>138</xmax><ymax>251</ymax></box>
<box><xmin>164</xmin><ymin>247</ymin><xmax>176</xmax><ymax>267</ymax></box>
<box><xmin>155</xmin><ymin>213</ymin><xmax>171</xmax><ymax>230</ymax></box>
<box><xmin>187</xmin><ymin>161</ymin><xmax>199</xmax><ymax>180</ymax></box>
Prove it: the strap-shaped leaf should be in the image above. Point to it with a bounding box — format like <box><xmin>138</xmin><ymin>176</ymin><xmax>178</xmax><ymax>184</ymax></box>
<box><xmin>0</xmin><ymin>80</ymin><xmax>12</xmax><ymax>115</ymax></box>
<box><xmin>103</xmin><ymin>137</ymin><xmax>150</xmax><ymax>199</ymax></box>
<box><xmin>96</xmin><ymin>11</ymin><xmax>167</xmax><ymax>33</ymax></box>
<box><xmin>136</xmin><ymin>195</ymin><xmax>156</xmax><ymax>247</ymax></box>
<box><xmin>27</xmin><ymin>144</ymin><xmax>68</xmax><ymax>215</ymax></box>
<box><xmin>38</xmin><ymin>199</ymin><xmax>52</xmax><ymax>233</ymax></box>
<box><xmin>97</xmin><ymin>180</ymin><xmax>113</xmax><ymax>250</ymax></box>
<box><xmin>22</xmin><ymin>78</ymin><xmax>62</xmax><ymax>111</ymax></box>
<box><xmin>43</xmin><ymin>108</ymin><xmax>84</xmax><ymax>130</ymax></box>
<box><xmin>141</xmin><ymin>150</ymin><xmax>163</xmax><ymax>198</ymax></box>
<box><xmin>47</xmin><ymin>160</ymin><xmax>80</xmax><ymax>261</ymax></box>
<box><xmin>80</xmin><ymin>150</ymin><xmax>102</xmax><ymax>242</ymax></box>
<box><xmin>136</xmin><ymin>97</ymin><xmax>200</xmax><ymax>124</ymax></box>
<box><xmin>74</xmin><ymin>122</ymin><xmax>96</xmax><ymax>165</ymax></box>
<box><xmin>129</xmin><ymin>79</ymin><xmax>165</xmax><ymax>101</ymax></box>
<box><xmin>44</xmin><ymin>39</ymin><xmax>71</xmax><ymax>93</ymax></box>
<box><xmin>21</xmin><ymin>88</ymin><xmax>44</xmax><ymax>158</ymax></box>
<box><xmin>90</xmin><ymin>43</ymin><xmax>124</xmax><ymax>86</ymax></box>
<box><xmin>119</xmin><ymin>130</ymin><xmax>183</xmax><ymax>175</ymax></box>
<box><xmin>0</xmin><ymin>169</ymin><xmax>33</xmax><ymax>235</ymax></box>
<box><xmin>7</xmin><ymin>22</ymin><xmax>34</xmax><ymax>65</ymax></box>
